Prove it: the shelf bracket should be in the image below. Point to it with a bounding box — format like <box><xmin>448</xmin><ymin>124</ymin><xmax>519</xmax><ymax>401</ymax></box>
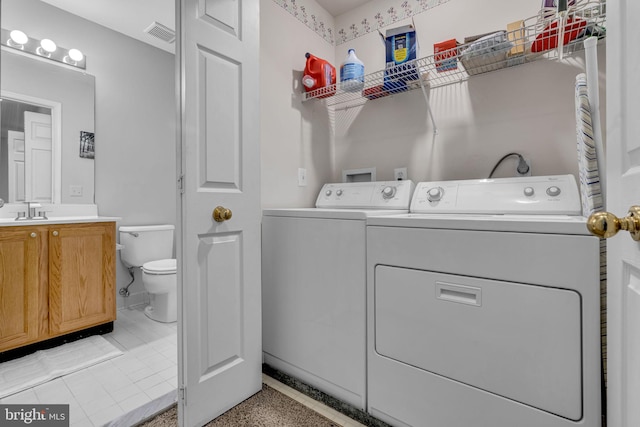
<box><xmin>418</xmin><ymin>81</ymin><xmax>438</xmax><ymax>137</ymax></box>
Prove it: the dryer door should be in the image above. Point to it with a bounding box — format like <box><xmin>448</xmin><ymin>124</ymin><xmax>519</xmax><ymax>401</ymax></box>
<box><xmin>374</xmin><ymin>265</ymin><xmax>582</xmax><ymax>420</ymax></box>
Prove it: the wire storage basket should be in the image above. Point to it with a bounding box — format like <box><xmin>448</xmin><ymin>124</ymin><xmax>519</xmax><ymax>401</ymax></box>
<box><xmin>302</xmin><ymin>0</ymin><xmax>606</xmax><ymax>105</ymax></box>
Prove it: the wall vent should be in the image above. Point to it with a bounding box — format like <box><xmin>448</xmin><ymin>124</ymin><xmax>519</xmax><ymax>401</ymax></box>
<box><xmin>144</xmin><ymin>21</ymin><xmax>176</xmax><ymax>44</ymax></box>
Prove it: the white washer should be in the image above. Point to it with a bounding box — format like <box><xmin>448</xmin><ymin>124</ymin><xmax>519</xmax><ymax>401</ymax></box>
<box><xmin>366</xmin><ymin>175</ymin><xmax>602</xmax><ymax>427</ymax></box>
<box><xmin>262</xmin><ymin>180</ymin><xmax>415</xmax><ymax>410</ymax></box>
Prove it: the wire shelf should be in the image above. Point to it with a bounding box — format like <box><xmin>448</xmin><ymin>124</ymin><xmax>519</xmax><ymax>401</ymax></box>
<box><xmin>302</xmin><ymin>0</ymin><xmax>606</xmax><ymax>107</ymax></box>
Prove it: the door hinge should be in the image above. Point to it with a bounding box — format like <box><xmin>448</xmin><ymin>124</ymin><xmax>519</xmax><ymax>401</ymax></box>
<box><xmin>179</xmin><ymin>385</ymin><xmax>187</xmax><ymax>405</ymax></box>
<box><xmin>177</xmin><ymin>174</ymin><xmax>185</xmax><ymax>194</ymax></box>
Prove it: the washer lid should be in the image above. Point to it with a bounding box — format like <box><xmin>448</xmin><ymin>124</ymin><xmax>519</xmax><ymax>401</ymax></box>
<box><xmin>142</xmin><ymin>258</ymin><xmax>176</xmax><ymax>273</ymax></box>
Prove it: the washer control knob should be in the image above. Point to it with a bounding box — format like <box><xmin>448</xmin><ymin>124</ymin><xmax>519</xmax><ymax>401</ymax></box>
<box><xmin>325</xmin><ymin>190</ymin><xmax>332</xmax><ymax>197</ymax></box>
<box><xmin>546</xmin><ymin>186</ymin><xmax>561</xmax><ymax>197</ymax></box>
<box><xmin>382</xmin><ymin>186</ymin><xmax>396</xmax><ymax>199</ymax></box>
<box><xmin>336</xmin><ymin>189</ymin><xmax>343</xmax><ymax>196</ymax></box>
<box><xmin>524</xmin><ymin>187</ymin><xmax>535</xmax><ymax>197</ymax></box>
<box><xmin>427</xmin><ymin>187</ymin><xmax>444</xmax><ymax>202</ymax></box>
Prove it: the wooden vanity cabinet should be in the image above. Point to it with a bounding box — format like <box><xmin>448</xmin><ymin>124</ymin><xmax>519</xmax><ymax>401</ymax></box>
<box><xmin>0</xmin><ymin>222</ymin><xmax>116</xmax><ymax>353</ymax></box>
<box><xmin>48</xmin><ymin>222</ymin><xmax>116</xmax><ymax>337</ymax></box>
<box><xmin>0</xmin><ymin>227</ymin><xmax>45</xmax><ymax>351</ymax></box>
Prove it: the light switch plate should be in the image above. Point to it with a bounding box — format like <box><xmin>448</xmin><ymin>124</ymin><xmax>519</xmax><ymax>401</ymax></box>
<box><xmin>298</xmin><ymin>168</ymin><xmax>307</xmax><ymax>186</ymax></box>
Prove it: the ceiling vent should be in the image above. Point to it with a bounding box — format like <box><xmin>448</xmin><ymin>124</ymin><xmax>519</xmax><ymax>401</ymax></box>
<box><xmin>144</xmin><ymin>21</ymin><xmax>176</xmax><ymax>44</ymax></box>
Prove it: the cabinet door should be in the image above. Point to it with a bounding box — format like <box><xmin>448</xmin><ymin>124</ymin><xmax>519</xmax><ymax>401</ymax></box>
<box><xmin>0</xmin><ymin>227</ymin><xmax>44</xmax><ymax>352</ymax></box>
<box><xmin>49</xmin><ymin>222</ymin><xmax>115</xmax><ymax>336</ymax></box>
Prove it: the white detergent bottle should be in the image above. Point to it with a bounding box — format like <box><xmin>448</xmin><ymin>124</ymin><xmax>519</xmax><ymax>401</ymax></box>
<box><xmin>340</xmin><ymin>49</ymin><xmax>364</xmax><ymax>92</ymax></box>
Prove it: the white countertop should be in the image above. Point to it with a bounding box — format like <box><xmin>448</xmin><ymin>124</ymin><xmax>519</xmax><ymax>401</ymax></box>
<box><xmin>0</xmin><ymin>216</ymin><xmax>121</xmax><ymax>227</ymax></box>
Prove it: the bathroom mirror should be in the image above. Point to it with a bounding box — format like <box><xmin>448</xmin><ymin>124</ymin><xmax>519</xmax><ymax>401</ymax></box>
<box><xmin>0</xmin><ymin>48</ymin><xmax>95</xmax><ymax>204</ymax></box>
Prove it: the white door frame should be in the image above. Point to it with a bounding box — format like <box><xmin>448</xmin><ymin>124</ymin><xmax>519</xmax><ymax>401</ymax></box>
<box><xmin>605</xmin><ymin>0</ymin><xmax>640</xmax><ymax>426</ymax></box>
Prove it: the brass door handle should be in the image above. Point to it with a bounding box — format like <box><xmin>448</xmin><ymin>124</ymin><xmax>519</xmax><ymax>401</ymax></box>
<box><xmin>213</xmin><ymin>206</ymin><xmax>233</xmax><ymax>222</ymax></box>
<box><xmin>587</xmin><ymin>206</ymin><xmax>640</xmax><ymax>241</ymax></box>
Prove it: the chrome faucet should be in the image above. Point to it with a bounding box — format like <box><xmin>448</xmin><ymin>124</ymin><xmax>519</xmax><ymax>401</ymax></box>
<box><xmin>15</xmin><ymin>202</ymin><xmax>48</xmax><ymax>221</ymax></box>
<box><xmin>27</xmin><ymin>202</ymin><xmax>40</xmax><ymax>218</ymax></box>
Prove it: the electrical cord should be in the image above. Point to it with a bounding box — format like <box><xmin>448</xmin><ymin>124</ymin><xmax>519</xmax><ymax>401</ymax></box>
<box><xmin>488</xmin><ymin>152</ymin><xmax>530</xmax><ymax>178</ymax></box>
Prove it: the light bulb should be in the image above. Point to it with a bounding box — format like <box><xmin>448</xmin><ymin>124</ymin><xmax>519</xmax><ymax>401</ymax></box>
<box><xmin>40</xmin><ymin>39</ymin><xmax>57</xmax><ymax>53</ymax></box>
<box><xmin>9</xmin><ymin>30</ymin><xmax>28</xmax><ymax>45</ymax></box>
<box><xmin>68</xmin><ymin>48</ymin><xmax>83</xmax><ymax>62</ymax></box>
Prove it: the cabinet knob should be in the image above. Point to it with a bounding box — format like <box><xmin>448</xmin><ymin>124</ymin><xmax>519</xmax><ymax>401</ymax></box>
<box><xmin>52</xmin><ymin>231</ymin><xmax>59</xmax><ymax>237</ymax></box>
<box><xmin>30</xmin><ymin>232</ymin><xmax>36</xmax><ymax>238</ymax></box>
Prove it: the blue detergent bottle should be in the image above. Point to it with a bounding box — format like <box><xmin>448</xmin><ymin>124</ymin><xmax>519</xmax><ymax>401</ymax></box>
<box><xmin>340</xmin><ymin>49</ymin><xmax>364</xmax><ymax>92</ymax></box>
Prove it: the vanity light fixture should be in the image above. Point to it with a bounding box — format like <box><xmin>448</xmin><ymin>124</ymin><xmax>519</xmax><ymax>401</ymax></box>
<box><xmin>37</xmin><ymin>38</ymin><xmax>57</xmax><ymax>57</ymax></box>
<box><xmin>0</xmin><ymin>28</ymin><xmax>86</xmax><ymax>70</ymax></box>
<box><xmin>64</xmin><ymin>48</ymin><xmax>84</xmax><ymax>65</ymax></box>
<box><xmin>7</xmin><ymin>29</ymin><xmax>28</xmax><ymax>49</ymax></box>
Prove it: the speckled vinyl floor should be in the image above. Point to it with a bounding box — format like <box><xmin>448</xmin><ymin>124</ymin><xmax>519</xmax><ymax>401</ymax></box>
<box><xmin>140</xmin><ymin>375</ymin><xmax>366</xmax><ymax>427</ymax></box>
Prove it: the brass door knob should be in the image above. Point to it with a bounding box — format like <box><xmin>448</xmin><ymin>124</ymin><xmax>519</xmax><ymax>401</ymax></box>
<box><xmin>213</xmin><ymin>206</ymin><xmax>233</xmax><ymax>222</ymax></box>
<box><xmin>587</xmin><ymin>206</ymin><xmax>640</xmax><ymax>241</ymax></box>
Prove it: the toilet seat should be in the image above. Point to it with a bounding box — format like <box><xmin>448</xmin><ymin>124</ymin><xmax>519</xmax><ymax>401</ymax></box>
<box><xmin>142</xmin><ymin>258</ymin><xmax>176</xmax><ymax>275</ymax></box>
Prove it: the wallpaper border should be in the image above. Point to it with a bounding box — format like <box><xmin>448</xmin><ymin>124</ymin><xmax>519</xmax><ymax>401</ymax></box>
<box><xmin>271</xmin><ymin>0</ymin><xmax>451</xmax><ymax>46</ymax></box>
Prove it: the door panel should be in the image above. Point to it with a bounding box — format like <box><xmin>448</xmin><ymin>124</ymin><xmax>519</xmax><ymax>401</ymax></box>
<box><xmin>7</xmin><ymin>131</ymin><xmax>25</xmax><ymax>203</ymax></box>
<box><xmin>198</xmin><ymin>232</ymin><xmax>242</xmax><ymax>373</ymax></box>
<box><xmin>24</xmin><ymin>112</ymin><xmax>52</xmax><ymax>203</ymax></box>
<box><xmin>178</xmin><ymin>0</ymin><xmax>261</xmax><ymax>425</ymax></box>
<box><xmin>198</xmin><ymin>49</ymin><xmax>240</xmax><ymax>189</ymax></box>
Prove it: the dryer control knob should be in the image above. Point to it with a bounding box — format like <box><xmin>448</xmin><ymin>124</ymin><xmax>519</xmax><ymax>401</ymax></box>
<box><xmin>427</xmin><ymin>187</ymin><xmax>444</xmax><ymax>202</ymax></box>
<box><xmin>325</xmin><ymin>190</ymin><xmax>332</xmax><ymax>197</ymax></box>
<box><xmin>336</xmin><ymin>189</ymin><xmax>343</xmax><ymax>196</ymax></box>
<box><xmin>524</xmin><ymin>187</ymin><xmax>535</xmax><ymax>197</ymax></box>
<box><xmin>546</xmin><ymin>186</ymin><xmax>561</xmax><ymax>197</ymax></box>
<box><xmin>382</xmin><ymin>186</ymin><xmax>396</xmax><ymax>199</ymax></box>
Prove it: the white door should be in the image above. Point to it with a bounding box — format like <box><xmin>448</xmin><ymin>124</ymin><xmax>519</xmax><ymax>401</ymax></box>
<box><xmin>605</xmin><ymin>1</ymin><xmax>640</xmax><ymax>426</ymax></box>
<box><xmin>7</xmin><ymin>130</ymin><xmax>25</xmax><ymax>203</ymax></box>
<box><xmin>177</xmin><ymin>0</ymin><xmax>262</xmax><ymax>426</ymax></box>
<box><xmin>23</xmin><ymin>112</ymin><xmax>52</xmax><ymax>203</ymax></box>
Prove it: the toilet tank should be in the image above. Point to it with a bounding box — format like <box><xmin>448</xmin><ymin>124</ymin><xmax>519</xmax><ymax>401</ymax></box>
<box><xmin>119</xmin><ymin>224</ymin><xmax>175</xmax><ymax>267</ymax></box>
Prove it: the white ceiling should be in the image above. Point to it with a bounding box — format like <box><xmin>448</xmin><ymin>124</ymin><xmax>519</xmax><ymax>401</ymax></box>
<box><xmin>315</xmin><ymin>0</ymin><xmax>372</xmax><ymax>17</ymax></box>
<box><xmin>37</xmin><ymin>0</ymin><xmax>370</xmax><ymax>55</ymax></box>
<box><xmin>40</xmin><ymin>0</ymin><xmax>175</xmax><ymax>53</ymax></box>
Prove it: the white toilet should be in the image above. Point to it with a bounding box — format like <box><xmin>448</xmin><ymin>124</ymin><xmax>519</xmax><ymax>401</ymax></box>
<box><xmin>119</xmin><ymin>224</ymin><xmax>177</xmax><ymax>323</ymax></box>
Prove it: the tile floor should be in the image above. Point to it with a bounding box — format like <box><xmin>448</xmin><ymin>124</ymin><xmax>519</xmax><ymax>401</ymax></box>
<box><xmin>0</xmin><ymin>305</ymin><xmax>178</xmax><ymax>427</ymax></box>
<box><xmin>1</xmin><ymin>305</ymin><xmax>365</xmax><ymax>427</ymax></box>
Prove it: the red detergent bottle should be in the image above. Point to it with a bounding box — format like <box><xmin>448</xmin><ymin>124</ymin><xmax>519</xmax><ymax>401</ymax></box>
<box><xmin>302</xmin><ymin>52</ymin><xmax>336</xmax><ymax>98</ymax></box>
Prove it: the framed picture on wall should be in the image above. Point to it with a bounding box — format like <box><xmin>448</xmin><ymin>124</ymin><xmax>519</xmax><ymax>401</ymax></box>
<box><xmin>79</xmin><ymin>131</ymin><xmax>95</xmax><ymax>159</ymax></box>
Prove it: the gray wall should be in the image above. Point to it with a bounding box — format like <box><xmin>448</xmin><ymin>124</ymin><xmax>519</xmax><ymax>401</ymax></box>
<box><xmin>2</xmin><ymin>0</ymin><xmax>176</xmax><ymax>307</ymax></box>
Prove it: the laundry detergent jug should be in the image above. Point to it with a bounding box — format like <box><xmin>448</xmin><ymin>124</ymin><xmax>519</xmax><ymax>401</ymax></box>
<box><xmin>340</xmin><ymin>48</ymin><xmax>365</xmax><ymax>92</ymax></box>
<box><xmin>302</xmin><ymin>52</ymin><xmax>336</xmax><ymax>98</ymax></box>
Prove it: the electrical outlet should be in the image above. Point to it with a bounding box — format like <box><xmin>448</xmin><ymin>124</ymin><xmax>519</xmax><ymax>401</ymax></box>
<box><xmin>516</xmin><ymin>158</ymin><xmax>532</xmax><ymax>177</ymax></box>
<box><xmin>298</xmin><ymin>168</ymin><xmax>307</xmax><ymax>186</ymax></box>
<box><xmin>70</xmin><ymin>185</ymin><xmax>83</xmax><ymax>197</ymax></box>
<box><xmin>394</xmin><ymin>167</ymin><xmax>408</xmax><ymax>181</ymax></box>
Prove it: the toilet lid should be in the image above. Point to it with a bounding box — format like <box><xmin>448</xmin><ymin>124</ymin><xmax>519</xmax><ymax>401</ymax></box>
<box><xmin>142</xmin><ymin>258</ymin><xmax>176</xmax><ymax>274</ymax></box>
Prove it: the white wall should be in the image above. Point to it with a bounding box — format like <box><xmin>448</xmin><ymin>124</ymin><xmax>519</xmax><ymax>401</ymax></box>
<box><xmin>260</xmin><ymin>0</ymin><xmax>336</xmax><ymax>208</ymax></box>
<box><xmin>332</xmin><ymin>0</ymin><xmax>606</xmax><ymax>183</ymax></box>
<box><xmin>261</xmin><ymin>0</ymin><xmax>606</xmax><ymax>205</ymax></box>
<box><xmin>2</xmin><ymin>0</ymin><xmax>176</xmax><ymax>308</ymax></box>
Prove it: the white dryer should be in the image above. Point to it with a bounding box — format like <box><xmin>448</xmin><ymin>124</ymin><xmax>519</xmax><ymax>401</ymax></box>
<box><xmin>262</xmin><ymin>180</ymin><xmax>415</xmax><ymax>410</ymax></box>
<box><xmin>366</xmin><ymin>175</ymin><xmax>602</xmax><ymax>427</ymax></box>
